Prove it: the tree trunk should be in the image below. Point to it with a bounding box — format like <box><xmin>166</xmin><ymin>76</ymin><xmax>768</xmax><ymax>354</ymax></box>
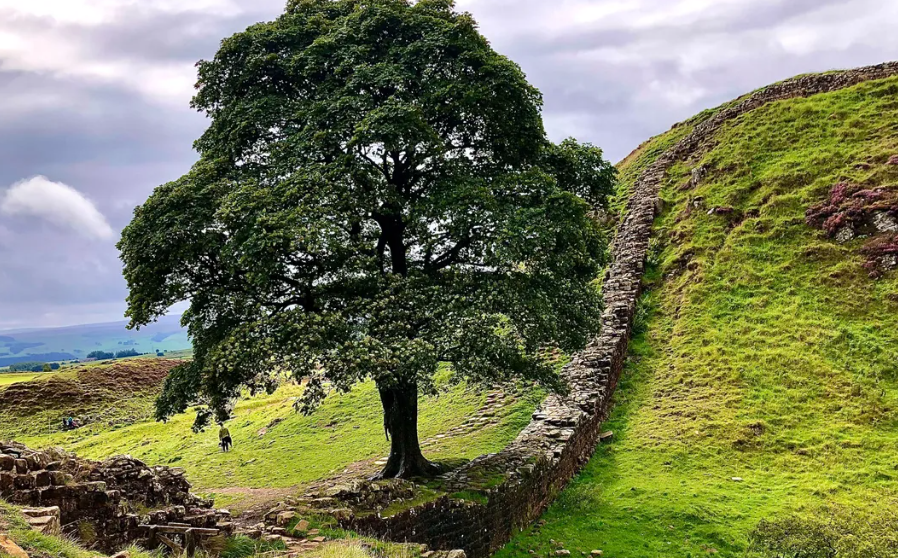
<box><xmin>374</xmin><ymin>383</ymin><xmax>441</xmax><ymax>479</ymax></box>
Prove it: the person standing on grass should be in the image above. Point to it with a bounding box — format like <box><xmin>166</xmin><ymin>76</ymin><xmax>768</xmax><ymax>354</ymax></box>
<box><xmin>219</xmin><ymin>423</ymin><xmax>232</xmax><ymax>452</ymax></box>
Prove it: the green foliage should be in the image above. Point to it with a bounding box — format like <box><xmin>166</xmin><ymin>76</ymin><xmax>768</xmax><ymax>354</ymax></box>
<box><xmin>118</xmin><ymin>0</ymin><xmax>611</xmax><ymax>470</ymax></box>
<box><xmin>751</xmin><ymin>505</ymin><xmax>898</xmax><ymax>558</ymax></box>
<box><xmin>499</xmin><ymin>75</ymin><xmax>898</xmax><ymax>557</ymax></box>
<box><xmin>86</xmin><ymin>351</ymin><xmax>115</xmax><ymax>360</ymax></box>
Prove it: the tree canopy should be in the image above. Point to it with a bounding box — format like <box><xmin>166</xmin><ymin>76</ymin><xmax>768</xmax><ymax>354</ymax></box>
<box><xmin>119</xmin><ymin>0</ymin><xmax>616</xmax><ymax>478</ymax></box>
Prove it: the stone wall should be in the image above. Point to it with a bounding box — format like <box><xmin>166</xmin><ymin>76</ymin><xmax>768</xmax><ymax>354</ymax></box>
<box><xmin>329</xmin><ymin>62</ymin><xmax>898</xmax><ymax>558</ymax></box>
<box><xmin>88</xmin><ymin>456</ymin><xmax>202</xmax><ymax>509</ymax></box>
<box><xmin>0</xmin><ymin>441</ymin><xmax>228</xmax><ymax>553</ymax></box>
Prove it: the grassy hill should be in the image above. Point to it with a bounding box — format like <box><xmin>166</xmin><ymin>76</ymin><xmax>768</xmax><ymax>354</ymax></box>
<box><xmin>0</xmin><ymin>373</ymin><xmax>39</xmax><ymax>387</ymax></box>
<box><xmin>499</xmin><ymin>74</ymin><xmax>898</xmax><ymax>557</ymax></box>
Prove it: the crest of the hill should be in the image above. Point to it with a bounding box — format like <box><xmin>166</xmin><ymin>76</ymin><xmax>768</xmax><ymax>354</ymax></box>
<box><xmin>500</xmin><ymin>69</ymin><xmax>898</xmax><ymax>558</ymax></box>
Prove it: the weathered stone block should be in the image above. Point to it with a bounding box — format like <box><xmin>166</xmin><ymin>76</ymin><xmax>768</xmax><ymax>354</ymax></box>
<box><xmin>0</xmin><ymin>534</ymin><xmax>29</xmax><ymax>558</ymax></box>
<box><xmin>11</xmin><ymin>489</ymin><xmax>37</xmax><ymax>505</ymax></box>
<box><xmin>14</xmin><ymin>474</ymin><xmax>35</xmax><ymax>490</ymax></box>
<box><xmin>33</xmin><ymin>470</ymin><xmax>51</xmax><ymax>487</ymax></box>
<box><xmin>0</xmin><ymin>471</ymin><xmax>15</xmax><ymax>494</ymax></box>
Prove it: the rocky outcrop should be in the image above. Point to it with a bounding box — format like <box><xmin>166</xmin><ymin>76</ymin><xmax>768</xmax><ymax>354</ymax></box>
<box><xmin>0</xmin><ymin>441</ymin><xmax>231</xmax><ymax>554</ymax></box>
<box><xmin>304</xmin><ymin>62</ymin><xmax>898</xmax><ymax>558</ymax></box>
<box><xmin>806</xmin><ymin>181</ymin><xmax>898</xmax><ymax>276</ymax></box>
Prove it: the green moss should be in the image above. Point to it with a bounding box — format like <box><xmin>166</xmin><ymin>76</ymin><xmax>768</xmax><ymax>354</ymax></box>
<box><xmin>500</xmin><ymin>75</ymin><xmax>898</xmax><ymax>557</ymax></box>
<box><xmin>380</xmin><ymin>486</ymin><xmax>443</xmax><ymax>518</ymax></box>
<box><xmin>450</xmin><ymin>490</ymin><xmax>489</xmax><ymax>505</ymax></box>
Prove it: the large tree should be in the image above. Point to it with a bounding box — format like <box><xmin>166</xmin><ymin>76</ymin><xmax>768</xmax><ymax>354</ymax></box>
<box><xmin>119</xmin><ymin>0</ymin><xmax>615</xmax><ymax>479</ymax></box>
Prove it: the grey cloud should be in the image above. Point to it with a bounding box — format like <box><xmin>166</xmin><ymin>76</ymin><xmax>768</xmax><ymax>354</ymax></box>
<box><xmin>73</xmin><ymin>7</ymin><xmax>279</xmax><ymax>64</ymax></box>
<box><xmin>508</xmin><ymin>0</ymin><xmax>850</xmax><ymax>57</ymax></box>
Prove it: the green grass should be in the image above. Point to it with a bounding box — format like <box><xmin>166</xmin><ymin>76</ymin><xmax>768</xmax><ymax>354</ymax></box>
<box><xmin>219</xmin><ymin>535</ymin><xmax>287</xmax><ymax>558</ymax></box>
<box><xmin>19</xmin><ymin>379</ymin><xmax>541</xmax><ymax>506</ymax></box>
<box><xmin>499</xmin><ymin>75</ymin><xmax>898</xmax><ymax>558</ymax></box>
<box><xmin>0</xmin><ymin>373</ymin><xmax>41</xmax><ymax>387</ymax></box>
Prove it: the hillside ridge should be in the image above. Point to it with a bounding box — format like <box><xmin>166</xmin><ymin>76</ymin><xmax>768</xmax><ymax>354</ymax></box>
<box><xmin>336</xmin><ymin>61</ymin><xmax>898</xmax><ymax>557</ymax></box>
<box><xmin>500</xmin><ymin>62</ymin><xmax>898</xmax><ymax>557</ymax></box>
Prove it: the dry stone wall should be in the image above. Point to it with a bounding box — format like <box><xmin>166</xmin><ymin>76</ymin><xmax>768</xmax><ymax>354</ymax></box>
<box><xmin>328</xmin><ymin>62</ymin><xmax>898</xmax><ymax>558</ymax></box>
<box><xmin>0</xmin><ymin>441</ymin><xmax>229</xmax><ymax>553</ymax></box>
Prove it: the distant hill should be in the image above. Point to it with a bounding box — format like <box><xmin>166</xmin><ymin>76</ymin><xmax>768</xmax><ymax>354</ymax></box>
<box><xmin>0</xmin><ymin>315</ymin><xmax>190</xmax><ymax>367</ymax></box>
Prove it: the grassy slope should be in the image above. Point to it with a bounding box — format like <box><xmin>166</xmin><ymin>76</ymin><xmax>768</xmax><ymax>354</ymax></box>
<box><xmin>499</xmin><ymin>76</ymin><xmax>898</xmax><ymax>557</ymax></box>
<box><xmin>18</xmin><ymin>377</ymin><xmax>541</xmax><ymax>508</ymax></box>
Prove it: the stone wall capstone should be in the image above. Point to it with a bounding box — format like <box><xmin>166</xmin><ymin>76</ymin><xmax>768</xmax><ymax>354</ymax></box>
<box><xmin>325</xmin><ymin>62</ymin><xmax>898</xmax><ymax>558</ymax></box>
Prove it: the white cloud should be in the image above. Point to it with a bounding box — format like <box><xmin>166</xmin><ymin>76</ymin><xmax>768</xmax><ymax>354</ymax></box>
<box><xmin>0</xmin><ymin>176</ymin><xmax>114</xmax><ymax>240</ymax></box>
<box><xmin>0</xmin><ymin>0</ymin><xmax>241</xmax><ymax>25</ymax></box>
<box><xmin>0</xmin><ymin>0</ymin><xmax>257</xmax><ymax>107</ymax></box>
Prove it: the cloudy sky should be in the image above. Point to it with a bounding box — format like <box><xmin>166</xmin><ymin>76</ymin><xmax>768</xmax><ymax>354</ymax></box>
<box><xmin>1</xmin><ymin>0</ymin><xmax>896</xmax><ymax>329</ymax></box>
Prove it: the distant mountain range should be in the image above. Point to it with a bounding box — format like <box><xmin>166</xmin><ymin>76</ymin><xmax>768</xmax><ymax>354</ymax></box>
<box><xmin>0</xmin><ymin>315</ymin><xmax>190</xmax><ymax>367</ymax></box>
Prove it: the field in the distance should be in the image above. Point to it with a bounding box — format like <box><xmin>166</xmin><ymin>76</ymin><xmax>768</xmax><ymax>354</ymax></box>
<box><xmin>0</xmin><ymin>315</ymin><xmax>190</xmax><ymax>368</ymax></box>
<box><xmin>0</xmin><ymin>372</ymin><xmax>40</xmax><ymax>386</ymax></box>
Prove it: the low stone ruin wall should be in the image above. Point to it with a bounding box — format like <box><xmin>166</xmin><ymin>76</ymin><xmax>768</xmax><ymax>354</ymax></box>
<box><xmin>0</xmin><ymin>441</ymin><xmax>229</xmax><ymax>553</ymax></box>
<box><xmin>89</xmin><ymin>455</ymin><xmax>199</xmax><ymax>509</ymax></box>
<box><xmin>323</xmin><ymin>62</ymin><xmax>898</xmax><ymax>558</ymax></box>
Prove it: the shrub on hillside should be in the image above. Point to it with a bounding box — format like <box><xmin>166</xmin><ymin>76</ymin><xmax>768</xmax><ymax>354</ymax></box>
<box><xmin>750</xmin><ymin>504</ymin><xmax>898</xmax><ymax>558</ymax></box>
<box><xmin>86</xmin><ymin>351</ymin><xmax>114</xmax><ymax>360</ymax></box>
<box><xmin>6</xmin><ymin>362</ymin><xmax>59</xmax><ymax>372</ymax></box>
<box><xmin>806</xmin><ymin>183</ymin><xmax>898</xmax><ymax>236</ymax></box>
<box><xmin>807</xmin><ymin>182</ymin><xmax>898</xmax><ymax>276</ymax></box>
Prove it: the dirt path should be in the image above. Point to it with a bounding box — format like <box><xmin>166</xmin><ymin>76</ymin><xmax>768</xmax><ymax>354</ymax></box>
<box><xmin>213</xmin><ymin>487</ymin><xmax>300</xmax><ymax>529</ymax></box>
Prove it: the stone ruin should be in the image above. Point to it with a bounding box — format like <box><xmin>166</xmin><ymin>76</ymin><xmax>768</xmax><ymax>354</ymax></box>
<box><xmin>0</xmin><ymin>441</ymin><xmax>232</xmax><ymax>554</ymax></box>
